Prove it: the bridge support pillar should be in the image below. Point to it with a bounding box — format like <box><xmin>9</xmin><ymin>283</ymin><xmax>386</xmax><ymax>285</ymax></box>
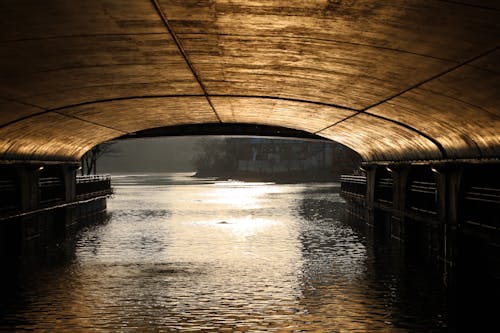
<box><xmin>17</xmin><ymin>165</ymin><xmax>40</xmax><ymax>211</ymax></box>
<box><xmin>62</xmin><ymin>165</ymin><xmax>77</xmax><ymax>202</ymax></box>
<box><xmin>433</xmin><ymin>165</ymin><xmax>463</xmax><ymax>272</ymax></box>
<box><xmin>390</xmin><ymin>164</ymin><xmax>410</xmax><ymax>242</ymax></box>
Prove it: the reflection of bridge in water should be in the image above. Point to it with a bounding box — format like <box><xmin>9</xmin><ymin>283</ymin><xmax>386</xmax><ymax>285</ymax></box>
<box><xmin>0</xmin><ymin>0</ymin><xmax>499</xmax><ymax>329</ymax></box>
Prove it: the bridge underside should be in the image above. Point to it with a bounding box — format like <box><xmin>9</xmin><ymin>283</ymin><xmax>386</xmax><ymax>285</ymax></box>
<box><xmin>0</xmin><ymin>0</ymin><xmax>499</xmax><ymax>163</ymax></box>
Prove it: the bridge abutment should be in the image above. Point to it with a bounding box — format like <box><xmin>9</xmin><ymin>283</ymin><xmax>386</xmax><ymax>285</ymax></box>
<box><xmin>342</xmin><ymin>161</ymin><xmax>500</xmax><ymax>327</ymax></box>
<box><xmin>0</xmin><ymin>164</ymin><xmax>112</xmax><ymax>261</ymax></box>
<box><xmin>341</xmin><ymin>161</ymin><xmax>499</xmax><ymax>272</ymax></box>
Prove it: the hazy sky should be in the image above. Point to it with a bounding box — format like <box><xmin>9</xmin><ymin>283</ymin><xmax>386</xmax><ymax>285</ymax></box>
<box><xmin>97</xmin><ymin>137</ymin><xmax>203</xmax><ymax>173</ymax></box>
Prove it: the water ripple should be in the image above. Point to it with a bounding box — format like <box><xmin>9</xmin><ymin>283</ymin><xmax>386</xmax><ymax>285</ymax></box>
<box><xmin>0</xmin><ymin>175</ymin><xmax>452</xmax><ymax>332</ymax></box>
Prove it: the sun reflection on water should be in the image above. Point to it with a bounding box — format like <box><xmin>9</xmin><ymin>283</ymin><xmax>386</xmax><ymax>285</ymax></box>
<box><xmin>206</xmin><ymin>181</ymin><xmax>282</xmax><ymax>209</ymax></box>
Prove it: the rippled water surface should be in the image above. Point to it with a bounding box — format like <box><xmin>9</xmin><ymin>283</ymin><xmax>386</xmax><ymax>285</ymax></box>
<box><xmin>0</xmin><ymin>173</ymin><xmax>453</xmax><ymax>332</ymax></box>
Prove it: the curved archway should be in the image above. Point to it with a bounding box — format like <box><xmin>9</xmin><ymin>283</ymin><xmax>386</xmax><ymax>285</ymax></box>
<box><xmin>1</xmin><ymin>94</ymin><xmax>485</xmax><ymax>163</ymax></box>
<box><xmin>0</xmin><ymin>1</ymin><xmax>498</xmax><ymax>164</ymax></box>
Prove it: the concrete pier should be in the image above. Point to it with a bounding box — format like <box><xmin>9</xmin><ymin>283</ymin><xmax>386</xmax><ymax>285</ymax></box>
<box><xmin>0</xmin><ymin>164</ymin><xmax>112</xmax><ymax>260</ymax></box>
<box><xmin>341</xmin><ymin>162</ymin><xmax>500</xmax><ymax>273</ymax></box>
<box><xmin>342</xmin><ymin>161</ymin><xmax>500</xmax><ymax>328</ymax></box>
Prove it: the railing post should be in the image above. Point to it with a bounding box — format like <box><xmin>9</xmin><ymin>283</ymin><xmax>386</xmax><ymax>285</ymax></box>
<box><xmin>365</xmin><ymin>165</ymin><xmax>376</xmax><ymax>225</ymax></box>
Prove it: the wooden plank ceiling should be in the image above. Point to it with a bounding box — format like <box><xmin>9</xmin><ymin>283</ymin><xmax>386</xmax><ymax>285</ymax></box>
<box><xmin>0</xmin><ymin>0</ymin><xmax>498</xmax><ymax>162</ymax></box>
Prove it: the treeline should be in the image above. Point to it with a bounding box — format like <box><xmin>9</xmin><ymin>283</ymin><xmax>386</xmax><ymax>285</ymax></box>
<box><xmin>193</xmin><ymin>137</ymin><xmax>361</xmax><ymax>182</ymax></box>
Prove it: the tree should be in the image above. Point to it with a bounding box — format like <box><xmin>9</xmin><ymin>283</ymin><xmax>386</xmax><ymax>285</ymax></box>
<box><xmin>80</xmin><ymin>142</ymin><xmax>118</xmax><ymax>176</ymax></box>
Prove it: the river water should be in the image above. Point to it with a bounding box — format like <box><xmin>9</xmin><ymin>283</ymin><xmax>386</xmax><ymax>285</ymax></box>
<box><xmin>0</xmin><ymin>173</ymin><xmax>454</xmax><ymax>332</ymax></box>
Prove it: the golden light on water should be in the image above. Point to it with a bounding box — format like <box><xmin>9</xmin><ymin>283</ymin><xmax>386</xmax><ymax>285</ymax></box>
<box><xmin>206</xmin><ymin>181</ymin><xmax>282</xmax><ymax>209</ymax></box>
<box><xmin>68</xmin><ymin>178</ymin><xmax>381</xmax><ymax>331</ymax></box>
<box><xmin>162</xmin><ymin>181</ymin><xmax>303</xmax><ymax>266</ymax></box>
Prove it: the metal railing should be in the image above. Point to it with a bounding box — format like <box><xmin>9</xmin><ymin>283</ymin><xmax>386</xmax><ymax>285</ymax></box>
<box><xmin>76</xmin><ymin>175</ymin><xmax>112</xmax><ymax>198</ymax></box>
<box><xmin>39</xmin><ymin>176</ymin><xmax>65</xmax><ymax>204</ymax></box>
<box><xmin>76</xmin><ymin>175</ymin><xmax>111</xmax><ymax>183</ymax></box>
<box><xmin>466</xmin><ymin>186</ymin><xmax>500</xmax><ymax>204</ymax></box>
<box><xmin>464</xmin><ymin>186</ymin><xmax>500</xmax><ymax>228</ymax></box>
<box><xmin>408</xmin><ymin>180</ymin><xmax>438</xmax><ymax>215</ymax></box>
<box><xmin>375</xmin><ymin>177</ymin><xmax>393</xmax><ymax>204</ymax></box>
<box><xmin>340</xmin><ymin>175</ymin><xmax>367</xmax><ymax>198</ymax></box>
<box><xmin>0</xmin><ymin>179</ymin><xmax>19</xmax><ymax>212</ymax></box>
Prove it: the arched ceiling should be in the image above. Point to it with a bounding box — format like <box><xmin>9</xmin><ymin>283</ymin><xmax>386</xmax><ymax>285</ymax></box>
<box><xmin>0</xmin><ymin>0</ymin><xmax>499</xmax><ymax>163</ymax></box>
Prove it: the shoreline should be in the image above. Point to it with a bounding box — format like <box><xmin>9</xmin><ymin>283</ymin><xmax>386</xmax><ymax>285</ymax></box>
<box><xmin>193</xmin><ymin>170</ymin><xmax>342</xmax><ymax>184</ymax></box>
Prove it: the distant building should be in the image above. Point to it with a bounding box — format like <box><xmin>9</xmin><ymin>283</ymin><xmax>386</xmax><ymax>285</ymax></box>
<box><xmin>238</xmin><ymin>139</ymin><xmax>334</xmax><ymax>174</ymax></box>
